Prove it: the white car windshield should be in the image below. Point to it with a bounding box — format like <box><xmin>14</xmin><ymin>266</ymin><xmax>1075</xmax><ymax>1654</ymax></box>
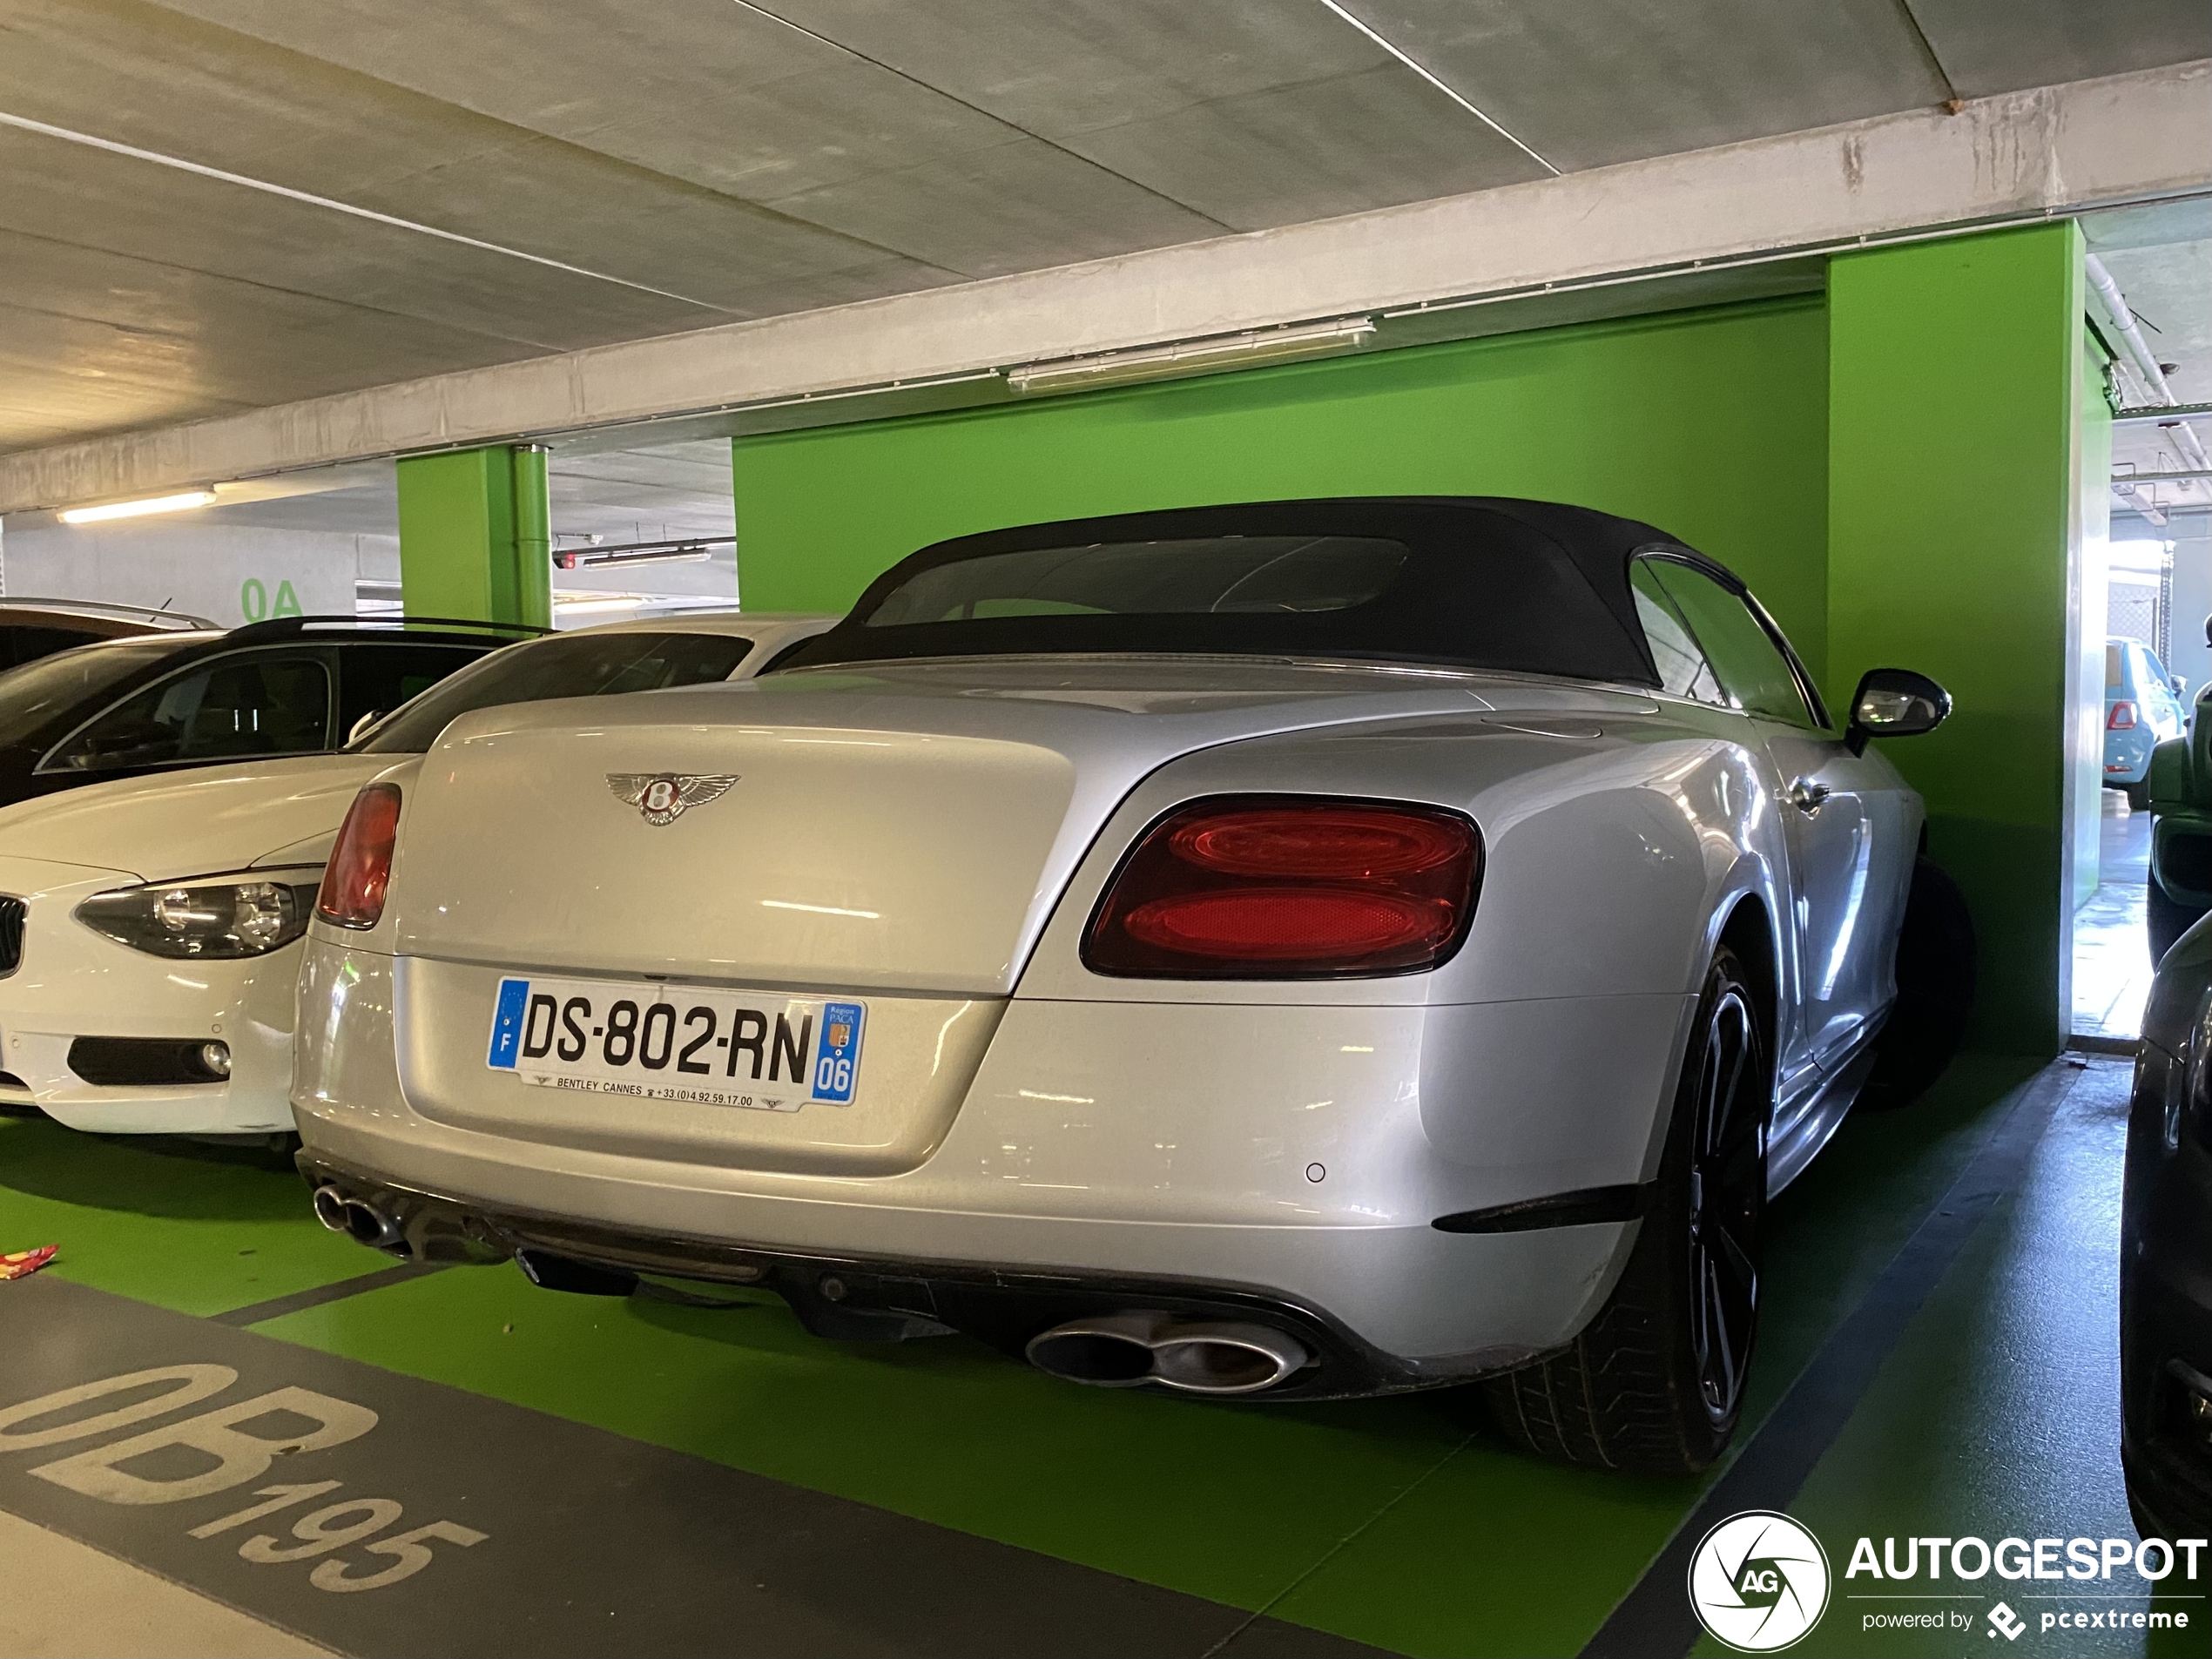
<box><xmin>354</xmin><ymin>631</ymin><xmax>755</xmax><ymax>754</ymax></box>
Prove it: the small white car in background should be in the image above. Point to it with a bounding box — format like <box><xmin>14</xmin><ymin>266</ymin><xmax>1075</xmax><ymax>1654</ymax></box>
<box><xmin>0</xmin><ymin>614</ymin><xmax>832</xmax><ymax>1142</ymax></box>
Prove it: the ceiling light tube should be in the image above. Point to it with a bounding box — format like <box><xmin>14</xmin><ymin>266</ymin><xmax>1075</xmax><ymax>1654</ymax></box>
<box><xmin>58</xmin><ymin>490</ymin><xmax>218</xmax><ymax>524</ymax></box>
<box><xmin>1006</xmin><ymin>318</ymin><xmax>1376</xmax><ymax>396</ymax></box>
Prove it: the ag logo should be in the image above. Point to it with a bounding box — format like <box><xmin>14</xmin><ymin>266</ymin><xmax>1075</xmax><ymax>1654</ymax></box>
<box><xmin>1686</xmin><ymin>1510</ymin><xmax>1831</xmax><ymax>1652</ymax></box>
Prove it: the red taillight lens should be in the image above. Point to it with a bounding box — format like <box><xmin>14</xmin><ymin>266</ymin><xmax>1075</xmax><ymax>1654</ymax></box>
<box><xmin>316</xmin><ymin>784</ymin><xmax>401</xmax><ymax>929</ymax></box>
<box><xmin>1085</xmin><ymin>797</ymin><xmax>1480</xmax><ymax>978</ymax></box>
<box><xmin>2109</xmin><ymin>700</ymin><xmax>2138</xmax><ymax>730</ymax></box>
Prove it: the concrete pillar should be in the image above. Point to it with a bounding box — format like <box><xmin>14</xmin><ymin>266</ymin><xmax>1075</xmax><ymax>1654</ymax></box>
<box><xmin>1825</xmin><ymin>222</ymin><xmax>2089</xmax><ymax>1056</ymax></box>
<box><xmin>395</xmin><ymin>445</ymin><xmax>552</xmax><ymax>627</ymax></box>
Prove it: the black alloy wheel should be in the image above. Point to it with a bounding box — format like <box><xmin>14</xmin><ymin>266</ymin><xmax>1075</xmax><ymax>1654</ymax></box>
<box><xmin>1483</xmin><ymin>944</ymin><xmax>1771</xmax><ymax>1474</ymax></box>
<box><xmin>1686</xmin><ymin>976</ymin><xmax>1766</xmax><ymax>1428</ymax></box>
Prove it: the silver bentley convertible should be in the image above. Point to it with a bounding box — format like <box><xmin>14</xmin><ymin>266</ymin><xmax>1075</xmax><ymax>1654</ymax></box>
<box><xmin>294</xmin><ymin>498</ymin><xmax>1957</xmax><ymax>1473</ymax></box>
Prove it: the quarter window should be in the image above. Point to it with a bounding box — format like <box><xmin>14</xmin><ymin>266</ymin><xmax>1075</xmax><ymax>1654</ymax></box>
<box><xmin>51</xmin><ymin>653</ymin><xmax>333</xmax><ymax>772</ymax></box>
<box><xmin>1642</xmin><ymin>559</ymin><xmax>1817</xmax><ymax>728</ymax></box>
<box><xmin>1629</xmin><ymin>561</ymin><xmax>1725</xmax><ymax>705</ymax></box>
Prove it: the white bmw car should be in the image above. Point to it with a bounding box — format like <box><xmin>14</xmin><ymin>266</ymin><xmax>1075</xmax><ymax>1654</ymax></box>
<box><xmin>0</xmin><ymin>614</ymin><xmax>832</xmax><ymax>1142</ymax></box>
<box><xmin>293</xmin><ymin>500</ymin><xmax>1957</xmax><ymax>1472</ymax></box>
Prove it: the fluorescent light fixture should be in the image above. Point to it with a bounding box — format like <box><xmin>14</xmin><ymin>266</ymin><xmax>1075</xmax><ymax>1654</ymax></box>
<box><xmin>58</xmin><ymin>490</ymin><xmax>217</xmax><ymax>524</ymax></box>
<box><xmin>550</xmin><ymin>594</ymin><xmax>651</xmax><ymax>615</ymax></box>
<box><xmin>1006</xmin><ymin>318</ymin><xmax>1376</xmax><ymax>396</ymax></box>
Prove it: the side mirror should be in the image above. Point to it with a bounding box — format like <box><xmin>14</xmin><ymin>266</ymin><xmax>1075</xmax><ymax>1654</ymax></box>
<box><xmin>1845</xmin><ymin>668</ymin><xmax>1950</xmax><ymax>757</ymax></box>
<box><xmin>346</xmin><ymin>710</ymin><xmax>382</xmax><ymax>745</ymax></box>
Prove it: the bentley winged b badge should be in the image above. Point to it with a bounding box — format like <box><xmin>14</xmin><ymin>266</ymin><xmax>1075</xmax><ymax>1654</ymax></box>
<box><xmin>606</xmin><ymin>772</ymin><xmax>739</xmax><ymax>826</ymax></box>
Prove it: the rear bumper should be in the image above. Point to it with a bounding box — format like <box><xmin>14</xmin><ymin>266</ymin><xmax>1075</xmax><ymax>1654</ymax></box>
<box><xmin>296</xmin><ymin>1151</ymin><xmax>1532</xmax><ymax>1399</ymax></box>
<box><xmin>2108</xmin><ymin>731</ymin><xmax>2155</xmax><ymax>784</ymax></box>
<box><xmin>295</xmin><ymin>942</ymin><xmax>1694</xmax><ymax>1379</ymax></box>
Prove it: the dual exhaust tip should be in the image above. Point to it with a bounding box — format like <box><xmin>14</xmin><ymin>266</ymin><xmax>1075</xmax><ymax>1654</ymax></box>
<box><xmin>1026</xmin><ymin>1311</ymin><xmax>1310</xmax><ymax>1396</ymax></box>
<box><xmin>310</xmin><ymin>1183</ymin><xmax>403</xmax><ymax>1251</ymax></box>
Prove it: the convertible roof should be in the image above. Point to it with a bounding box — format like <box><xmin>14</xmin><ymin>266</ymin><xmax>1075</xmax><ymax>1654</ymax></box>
<box><xmin>787</xmin><ymin>496</ymin><xmax>1727</xmax><ymax>687</ymax></box>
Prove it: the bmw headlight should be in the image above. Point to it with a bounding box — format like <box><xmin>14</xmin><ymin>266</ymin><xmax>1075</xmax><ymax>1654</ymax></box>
<box><xmin>76</xmin><ymin>875</ymin><xmax>321</xmax><ymax>960</ymax></box>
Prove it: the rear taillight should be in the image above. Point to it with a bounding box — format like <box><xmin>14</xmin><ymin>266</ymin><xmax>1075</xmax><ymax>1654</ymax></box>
<box><xmin>1084</xmin><ymin>797</ymin><xmax>1481</xmax><ymax>979</ymax></box>
<box><xmin>316</xmin><ymin>784</ymin><xmax>401</xmax><ymax>929</ymax></box>
<box><xmin>2110</xmin><ymin>701</ymin><xmax>2138</xmax><ymax>730</ymax></box>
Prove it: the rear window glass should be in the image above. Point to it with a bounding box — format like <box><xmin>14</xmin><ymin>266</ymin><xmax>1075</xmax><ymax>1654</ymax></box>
<box><xmin>785</xmin><ymin>516</ymin><xmax>1651</xmax><ymax>685</ymax></box>
<box><xmin>357</xmin><ymin>631</ymin><xmax>753</xmax><ymax>753</ymax></box>
<box><xmin>2106</xmin><ymin>644</ymin><xmax>2123</xmax><ymax>688</ymax></box>
<box><xmin>866</xmin><ymin>537</ymin><xmax>1407</xmax><ymax>624</ymax></box>
<box><xmin>0</xmin><ymin>639</ymin><xmax>189</xmax><ymax>747</ymax></box>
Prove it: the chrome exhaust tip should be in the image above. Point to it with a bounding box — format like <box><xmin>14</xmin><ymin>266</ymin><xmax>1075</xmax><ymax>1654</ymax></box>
<box><xmin>1025</xmin><ymin>1311</ymin><xmax>1311</xmax><ymax>1395</ymax></box>
<box><xmin>309</xmin><ymin>1184</ymin><xmax>349</xmax><ymax>1233</ymax></box>
<box><xmin>338</xmin><ymin>1196</ymin><xmax>403</xmax><ymax>1249</ymax></box>
<box><xmin>1149</xmin><ymin>1323</ymin><xmax>1311</xmax><ymax>1395</ymax></box>
<box><xmin>1026</xmin><ymin>1312</ymin><xmax>1169</xmax><ymax>1388</ymax></box>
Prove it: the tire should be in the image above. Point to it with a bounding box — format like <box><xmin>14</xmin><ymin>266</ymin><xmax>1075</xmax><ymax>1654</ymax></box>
<box><xmin>1858</xmin><ymin>856</ymin><xmax>1976</xmax><ymax>1112</ymax></box>
<box><xmin>1481</xmin><ymin>946</ymin><xmax>1768</xmax><ymax>1474</ymax></box>
<box><xmin>2128</xmin><ymin>781</ymin><xmax>2153</xmax><ymax>813</ymax></box>
<box><xmin>2148</xmin><ymin>873</ymin><xmax>2204</xmax><ymax>965</ymax></box>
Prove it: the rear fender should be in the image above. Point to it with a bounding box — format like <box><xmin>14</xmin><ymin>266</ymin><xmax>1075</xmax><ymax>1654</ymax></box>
<box><xmin>1016</xmin><ymin>711</ymin><xmax>1772</xmax><ymax>1007</ymax></box>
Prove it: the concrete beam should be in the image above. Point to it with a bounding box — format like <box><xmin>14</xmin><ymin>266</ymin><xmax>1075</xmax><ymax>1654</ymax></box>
<box><xmin>4</xmin><ymin>57</ymin><xmax>2206</xmax><ymax>515</ymax></box>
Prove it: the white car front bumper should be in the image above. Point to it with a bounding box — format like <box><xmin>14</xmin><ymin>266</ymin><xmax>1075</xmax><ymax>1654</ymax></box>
<box><xmin>0</xmin><ymin>855</ymin><xmax>301</xmax><ymax>1136</ymax></box>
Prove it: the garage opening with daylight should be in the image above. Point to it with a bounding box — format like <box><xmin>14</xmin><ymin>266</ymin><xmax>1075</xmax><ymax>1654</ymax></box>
<box><xmin>1</xmin><ymin>5</ymin><xmax>2209</xmax><ymax>1658</ymax></box>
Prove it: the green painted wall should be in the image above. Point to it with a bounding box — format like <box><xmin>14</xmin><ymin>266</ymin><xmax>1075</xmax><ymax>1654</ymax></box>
<box><xmin>732</xmin><ymin>233</ymin><xmax>2094</xmax><ymax>1054</ymax></box>
<box><xmin>1826</xmin><ymin>223</ymin><xmax>2087</xmax><ymax>1056</ymax></box>
<box><xmin>733</xmin><ymin>298</ymin><xmax>1833</xmax><ymax>682</ymax></box>
<box><xmin>396</xmin><ymin>445</ymin><xmax>552</xmax><ymax>627</ymax></box>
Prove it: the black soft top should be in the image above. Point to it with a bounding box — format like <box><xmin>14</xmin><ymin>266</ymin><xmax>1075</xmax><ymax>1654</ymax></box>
<box><xmin>776</xmin><ymin>497</ymin><xmax>1735</xmax><ymax>685</ymax></box>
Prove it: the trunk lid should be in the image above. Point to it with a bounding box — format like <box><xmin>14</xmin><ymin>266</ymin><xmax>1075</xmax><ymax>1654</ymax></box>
<box><xmin>390</xmin><ymin>659</ymin><xmax>1617</xmax><ymax>995</ymax></box>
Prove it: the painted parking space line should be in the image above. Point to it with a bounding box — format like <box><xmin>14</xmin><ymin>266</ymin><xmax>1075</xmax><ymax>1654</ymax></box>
<box><xmin>1579</xmin><ymin>1058</ymin><xmax>2088</xmax><ymax>1659</ymax></box>
<box><xmin>0</xmin><ymin>1276</ymin><xmax>1393</xmax><ymax>1658</ymax></box>
<box><xmin>212</xmin><ymin>1264</ymin><xmax>448</xmax><ymax>1328</ymax></box>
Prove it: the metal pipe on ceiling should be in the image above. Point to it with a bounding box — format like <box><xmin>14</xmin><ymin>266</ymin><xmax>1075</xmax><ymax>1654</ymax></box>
<box><xmin>2086</xmin><ymin>253</ymin><xmax>2211</xmax><ymax>475</ymax></box>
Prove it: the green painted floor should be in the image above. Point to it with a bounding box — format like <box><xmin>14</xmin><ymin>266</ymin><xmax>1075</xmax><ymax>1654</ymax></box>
<box><xmin>0</xmin><ymin>1055</ymin><xmax>2174</xmax><ymax>1656</ymax></box>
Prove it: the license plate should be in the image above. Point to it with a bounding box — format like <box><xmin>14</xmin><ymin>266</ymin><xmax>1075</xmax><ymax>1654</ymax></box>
<box><xmin>485</xmin><ymin>975</ymin><xmax>865</xmax><ymax>1112</ymax></box>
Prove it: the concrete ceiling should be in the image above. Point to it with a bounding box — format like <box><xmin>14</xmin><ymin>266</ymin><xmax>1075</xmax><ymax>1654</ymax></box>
<box><xmin>2</xmin><ymin>0</ymin><xmax>2207</xmax><ymax>456</ymax></box>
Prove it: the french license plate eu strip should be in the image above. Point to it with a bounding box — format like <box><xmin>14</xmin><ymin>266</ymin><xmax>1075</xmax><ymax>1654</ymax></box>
<box><xmin>484</xmin><ymin>976</ymin><xmax>864</xmax><ymax>1113</ymax></box>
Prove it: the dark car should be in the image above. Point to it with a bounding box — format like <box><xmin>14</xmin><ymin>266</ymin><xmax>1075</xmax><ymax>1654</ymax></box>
<box><xmin>2123</xmin><ymin>927</ymin><xmax>2212</xmax><ymax>1540</ymax></box>
<box><xmin>0</xmin><ymin>598</ymin><xmax>220</xmax><ymax>671</ymax></box>
<box><xmin>0</xmin><ymin>615</ymin><xmax>534</xmax><ymax>810</ymax></box>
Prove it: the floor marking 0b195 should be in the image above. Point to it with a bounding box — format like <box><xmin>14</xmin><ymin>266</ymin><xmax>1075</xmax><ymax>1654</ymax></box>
<box><xmin>0</xmin><ymin>1364</ymin><xmax>487</xmax><ymax>1593</ymax></box>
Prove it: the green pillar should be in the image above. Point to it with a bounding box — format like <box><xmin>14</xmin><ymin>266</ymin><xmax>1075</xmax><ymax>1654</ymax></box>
<box><xmin>396</xmin><ymin>445</ymin><xmax>553</xmax><ymax>627</ymax></box>
<box><xmin>1826</xmin><ymin>222</ymin><xmax>2090</xmax><ymax>1056</ymax></box>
